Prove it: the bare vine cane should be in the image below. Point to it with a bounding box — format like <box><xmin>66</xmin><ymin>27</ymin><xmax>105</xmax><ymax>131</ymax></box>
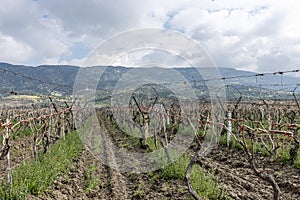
<box><xmin>129</xmin><ymin>84</ymin><xmax>159</xmax><ymax>149</ymax></box>
<box><xmin>292</xmin><ymin>85</ymin><xmax>300</xmax><ymax>113</ymax></box>
<box><xmin>223</xmin><ymin>121</ymin><xmax>281</xmax><ymax>200</ymax></box>
<box><xmin>185</xmin><ymin>116</ymin><xmax>208</xmax><ymax>200</ymax></box>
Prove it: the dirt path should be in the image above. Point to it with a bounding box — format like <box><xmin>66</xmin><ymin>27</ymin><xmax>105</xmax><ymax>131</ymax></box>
<box><xmin>98</xmin><ymin>117</ymin><xmax>130</xmax><ymax>200</ymax></box>
<box><xmin>36</xmin><ymin>148</ymin><xmax>192</xmax><ymax>200</ymax></box>
<box><xmin>35</xmin><ymin>112</ymin><xmax>192</xmax><ymax>200</ymax></box>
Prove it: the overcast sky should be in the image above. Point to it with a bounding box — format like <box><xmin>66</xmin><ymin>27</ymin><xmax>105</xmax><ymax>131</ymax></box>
<box><xmin>1</xmin><ymin>0</ymin><xmax>300</xmax><ymax>72</ymax></box>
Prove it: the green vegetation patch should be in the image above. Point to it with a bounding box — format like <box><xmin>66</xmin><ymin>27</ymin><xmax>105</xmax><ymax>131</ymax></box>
<box><xmin>0</xmin><ymin>131</ymin><xmax>83</xmax><ymax>199</ymax></box>
<box><xmin>219</xmin><ymin>133</ymin><xmax>300</xmax><ymax>169</ymax></box>
<box><xmin>158</xmin><ymin>154</ymin><xmax>230</xmax><ymax>200</ymax></box>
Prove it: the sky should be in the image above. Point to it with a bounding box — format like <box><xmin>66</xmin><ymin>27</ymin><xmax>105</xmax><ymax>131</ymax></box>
<box><xmin>0</xmin><ymin>0</ymin><xmax>300</xmax><ymax>73</ymax></box>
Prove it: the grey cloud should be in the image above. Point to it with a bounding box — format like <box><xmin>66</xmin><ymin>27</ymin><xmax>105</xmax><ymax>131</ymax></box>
<box><xmin>0</xmin><ymin>0</ymin><xmax>70</xmax><ymax>64</ymax></box>
<box><xmin>36</xmin><ymin>0</ymin><xmax>151</xmax><ymax>41</ymax></box>
<box><xmin>256</xmin><ymin>53</ymin><xmax>293</xmax><ymax>72</ymax></box>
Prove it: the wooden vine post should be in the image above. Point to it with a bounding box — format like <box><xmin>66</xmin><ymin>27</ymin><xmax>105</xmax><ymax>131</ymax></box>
<box><xmin>61</xmin><ymin>113</ymin><xmax>65</xmax><ymax>140</ymax></box>
<box><xmin>44</xmin><ymin>108</ymin><xmax>52</xmax><ymax>154</ymax></box>
<box><xmin>4</xmin><ymin>118</ymin><xmax>12</xmax><ymax>190</ymax></box>
<box><xmin>31</xmin><ymin>115</ymin><xmax>39</xmax><ymax>162</ymax></box>
<box><xmin>227</xmin><ymin>111</ymin><xmax>232</xmax><ymax>147</ymax></box>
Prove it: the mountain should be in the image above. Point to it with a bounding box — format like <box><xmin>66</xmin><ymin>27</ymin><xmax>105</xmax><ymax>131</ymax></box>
<box><xmin>0</xmin><ymin>63</ymin><xmax>79</xmax><ymax>95</ymax></box>
<box><xmin>0</xmin><ymin>63</ymin><xmax>298</xmax><ymax>100</ymax></box>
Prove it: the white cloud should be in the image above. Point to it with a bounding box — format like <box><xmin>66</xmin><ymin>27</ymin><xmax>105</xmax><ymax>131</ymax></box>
<box><xmin>58</xmin><ymin>58</ymin><xmax>85</xmax><ymax>67</ymax></box>
<box><xmin>166</xmin><ymin>0</ymin><xmax>300</xmax><ymax>72</ymax></box>
<box><xmin>0</xmin><ymin>32</ymin><xmax>34</xmax><ymax>63</ymax></box>
<box><xmin>0</xmin><ymin>0</ymin><xmax>299</xmax><ymax>74</ymax></box>
<box><xmin>0</xmin><ymin>0</ymin><xmax>70</xmax><ymax>65</ymax></box>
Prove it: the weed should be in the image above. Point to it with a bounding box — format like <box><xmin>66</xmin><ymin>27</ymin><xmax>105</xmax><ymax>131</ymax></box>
<box><xmin>85</xmin><ymin>164</ymin><xmax>99</xmax><ymax>193</ymax></box>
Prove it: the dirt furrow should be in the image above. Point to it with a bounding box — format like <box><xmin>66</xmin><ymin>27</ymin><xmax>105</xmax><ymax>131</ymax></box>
<box><xmin>199</xmin><ymin>156</ymin><xmax>272</xmax><ymax>199</ymax></box>
<box><xmin>97</xmin><ymin>111</ymin><xmax>193</xmax><ymax>199</ymax></box>
<box><xmin>100</xmin><ymin>127</ymin><xmax>130</xmax><ymax>200</ymax></box>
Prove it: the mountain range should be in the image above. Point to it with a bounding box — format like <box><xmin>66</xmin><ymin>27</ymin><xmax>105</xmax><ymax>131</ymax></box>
<box><xmin>0</xmin><ymin>62</ymin><xmax>299</xmax><ymax>101</ymax></box>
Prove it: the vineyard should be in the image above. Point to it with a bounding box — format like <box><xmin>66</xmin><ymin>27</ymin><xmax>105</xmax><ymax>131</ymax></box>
<box><xmin>0</xmin><ymin>95</ymin><xmax>84</xmax><ymax>199</ymax></box>
<box><xmin>188</xmin><ymin>100</ymin><xmax>300</xmax><ymax>200</ymax></box>
<box><xmin>0</xmin><ymin>67</ymin><xmax>299</xmax><ymax>200</ymax></box>
<box><xmin>95</xmin><ymin>96</ymin><xmax>300</xmax><ymax>200</ymax></box>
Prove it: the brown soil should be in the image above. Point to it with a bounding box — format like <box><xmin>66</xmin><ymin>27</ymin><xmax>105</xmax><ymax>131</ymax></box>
<box><xmin>32</xmin><ymin>148</ymin><xmax>191</xmax><ymax>200</ymax></box>
<box><xmin>33</xmin><ymin>113</ymin><xmax>192</xmax><ymax>200</ymax></box>
<box><xmin>0</xmin><ymin>135</ymin><xmax>34</xmax><ymax>183</ymax></box>
<box><xmin>199</xmin><ymin>146</ymin><xmax>300</xmax><ymax>200</ymax></box>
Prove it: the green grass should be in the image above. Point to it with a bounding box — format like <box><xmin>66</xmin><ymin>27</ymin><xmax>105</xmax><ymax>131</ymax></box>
<box><xmin>85</xmin><ymin>164</ymin><xmax>99</xmax><ymax>194</ymax></box>
<box><xmin>293</xmin><ymin>151</ymin><xmax>300</xmax><ymax>168</ymax></box>
<box><xmin>132</xmin><ymin>183</ymin><xmax>145</xmax><ymax>198</ymax></box>
<box><xmin>157</xmin><ymin>154</ymin><xmax>230</xmax><ymax>200</ymax></box>
<box><xmin>219</xmin><ymin>134</ymin><xmax>243</xmax><ymax>151</ymax></box>
<box><xmin>276</xmin><ymin>147</ymin><xmax>291</xmax><ymax>163</ymax></box>
<box><xmin>11</xmin><ymin>127</ymin><xmax>32</xmax><ymax>140</ymax></box>
<box><xmin>0</xmin><ymin>127</ymin><xmax>32</xmax><ymax>143</ymax></box>
<box><xmin>0</xmin><ymin>131</ymin><xmax>83</xmax><ymax>199</ymax></box>
<box><xmin>219</xmin><ymin>133</ymin><xmax>300</xmax><ymax>169</ymax></box>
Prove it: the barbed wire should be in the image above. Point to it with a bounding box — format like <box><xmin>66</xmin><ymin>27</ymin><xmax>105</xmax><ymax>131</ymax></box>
<box><xmin>0</xmin><ymin>68</ymin><xmax>72</xmax><ymax>97</ymax></box>
<box><xmin>0</xmin><ymin>66</ymin><xmax>299</xmax><ymax>103</ymax></box>
<box><xmin>1</xmin><ymin>65</ymin><xmax>299</xmax><ymax>86</ymax></box>
<box><xmin>161</xmin><ymin>68</ymin><xmax>300</xmax><ymax>85</ymax></box>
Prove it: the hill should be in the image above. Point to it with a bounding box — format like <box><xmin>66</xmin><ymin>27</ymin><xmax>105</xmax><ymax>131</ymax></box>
<box><xmin>0</xmin><ymin>63</ymin><xmax>298</xmax><ymax>100</ymax></box>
